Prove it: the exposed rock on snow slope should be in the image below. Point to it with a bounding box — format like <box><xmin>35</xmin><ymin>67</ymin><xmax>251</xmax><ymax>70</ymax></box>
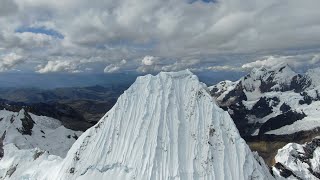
<box><xmin>210</xmin><ymin>65</ymin><xmax>320</xmax><ymax>167</ymax></box>
<box><xmin>0</xmin><ymin>99</ymin><xmax>93</xmax><ymax>131</ymax></box>
<box><xmin>0</xmin><ymin>70</ymin><xmax>274</xmax><ymax>180</ymax></box>
<box><xmin>273</xmin><ymin>137</ymin><xmax>320</xmax><ymax>179</ymax></box>
<box><xmin>0</xmin><ymin>109</ymin><xmax>82</xmax><ymax>157</ymax></box>
<box><xmin>210</xmin><ymin>65</ymin><xmax>320</xmax><ymax>138</ymax></box>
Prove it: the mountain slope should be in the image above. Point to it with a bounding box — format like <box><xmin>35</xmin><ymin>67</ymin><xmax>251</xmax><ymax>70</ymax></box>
<box><xmin>0</xmin><ymin>109</ymin><xmax>82</xmax><ymax>157</ymax></box>
<box><xmin>0</xmin><ymin>70</ymin><xmax>274</xmax><ymax>180</ymax></box>
<box><xmin>0</xmin><ymin>84</ymin><xmax>128</xmax><ymax>125</ymax></box>
<box><xmin>209</xmin><ymin>65</ymin><xmax>320</xmax><ymax>166</ymax></box>
<box><xmin>0</xmin><ymin>99</ymin><xmax>93</xmax><ymax>131</ymax></box>
<box><xmin>210</xmin><ymin>65</ymin><xmax>320</xmax><ymax>137</ymax></box>
<box><xmin>273</xmin><ymin>137</ymin><xmax>320</xmax><ymax>179</ymax></box>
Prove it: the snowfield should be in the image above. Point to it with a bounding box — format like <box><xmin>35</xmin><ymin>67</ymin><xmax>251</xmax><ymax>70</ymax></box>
<box><xmin>0</xmin><ymin>70</ymin><xmax>273</xmax><ymax>180</ymax></box>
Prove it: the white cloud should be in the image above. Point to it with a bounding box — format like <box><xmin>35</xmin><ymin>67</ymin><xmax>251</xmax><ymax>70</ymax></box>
<box><xmin>141</xmin><ymin>56</ymin><xmax>156</xmax><ymax>66</ymax></box>
<box><xmin>137</xmin><ymin>56</ymin><xmax>159</xmax><ymax>73</ymax></box>
<box><xmin>242</xmin><ymin>56</ymin><xmax>287</xmax><ymax>69</ymax></box>
<box><xmin>104</xmin><ymin>59</ymin><xmax>127</xmax><ymax>73</ymax></box>
<box><xmin>104</xmin><ymin>65</ymin><xmax>120</xmax><ymax>73</ymax></box>
<box><xmin>206</xmin><ymin>65</ymin><xmax>244</xmax><ymax>72</ymax></box>
<box><xmin>0</xmin><ymin>30</ymin><xmax>54</xmax><ymax>51</ymax></box>
<box><xmin>137</xmin><ymin>57</ymin><xmax>201</xmax><ymax>73</ymax></box>
<box><xmin>1</xmin><ymin>0</ymin><xmax>320</xmax><ymax>73</ymax></box>
<box><xmin>242</xmin><ymin>53</ymin><xmax>320</xmax><ymax>71</ymax></box>
<box><xmin>15</xmin><ymin>32</ymin><xmax>53</xmax><ymax>48</ymax></box>
<box><xmin>311</xmin><ymin>54</ymin><xmax>320</xmax><ymax>64</ymax></box>
<box><xmin>36</xmin><ymin>60</ymin><xmax>80</xmax><ymax>73</ymax></box>
<box><xmin>0</xmin><ymin>53</ymin><xmax>24</xmax><ymax>72</ymax></box>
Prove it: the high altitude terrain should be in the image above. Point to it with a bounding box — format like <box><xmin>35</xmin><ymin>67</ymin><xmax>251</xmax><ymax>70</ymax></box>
<box><xmin>210</xmin><ymin>65</ymin><xmax>320</xmax><ymax>177</ymax></box>
<box><xmin>0</xmin><ymin>70</ymin><xmax>273</xmax><ymax>180</ymax></box>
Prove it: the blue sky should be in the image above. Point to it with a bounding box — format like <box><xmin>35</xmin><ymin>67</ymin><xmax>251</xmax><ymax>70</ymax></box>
<box><xmin>15</xmin><ymin>26</ymin><xmax>64</xmax><ymax>39</ymax></box>
<box><xmin>0</xmin><ymin>0</ymin><xmax>320</xmax><ymax>77</ymax></box>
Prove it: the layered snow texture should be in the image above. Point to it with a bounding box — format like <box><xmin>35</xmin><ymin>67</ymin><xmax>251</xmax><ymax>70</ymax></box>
<box><xmin>0</xmin><ymin>109</ymin><xmax>82</xmax><ymax>157</ymax></box>
<box><xmin>0</xmin><ymin>70</ymin><xmax>274</xmax><ymax>180</ymax></box>
<box><xmin>273</xmin><ymin>137</ymin><xmax>320</xmax><ymax>180</ymax></box>
<box><xmin>210</xmin><ymin>65</ymin><xmax>320</xmax><ymax>136</ymax></box>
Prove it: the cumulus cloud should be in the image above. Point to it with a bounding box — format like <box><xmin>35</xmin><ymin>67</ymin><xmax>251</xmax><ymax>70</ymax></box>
<box><xmin>206</xmin><ymin>65</ymin><xmax>244</xmax><ymax>72</ymax></box>
<box><xmin>0</xmin><ymin>30</ymin><xmax>54</xmax><ymax>51</ymax></box>
<box><xmin>242</xmin><ymin>53</ymin><xmax>320</xmax><ymax>71</ymax></box>
<box><xmin>36</xmin><ymin>60</ymin><xmax>80</xmax><ymax>73</ymax></box>
<box><xmin>104</xmin><ymin>59</ymin><xmax>127</xmax><ymax>73</ymax></box>
<box><xmin>242</xmin><ymin>56</ymin><xmax>287</xmax><ymax>69</ymax></box>
<box><xmin>1</xmin><ymin>0</ymin><xmax>320</xmax><ymax>73</ymax></box>
<box><xmin>137</xmin><ymin>57</ymin><xmax>201</xmax><ymax>73</ymax></box>
<box><xmin>0</xmin><ymin>53</ymin><xmax>24</xmax><ymax>72</ymax></box>
<box><xmin>15</xmin><ymin>32</ymin><xmax>53</xmax><ymax>48</ymax></box>
<box><xmin>141</xmin><ymin>56</ymin><xmax>156</xmax><ymax>66</ymax></box>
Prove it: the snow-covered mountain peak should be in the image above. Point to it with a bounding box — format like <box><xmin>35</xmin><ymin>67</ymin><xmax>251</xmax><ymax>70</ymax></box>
<box><xmin>1</xmin><ymin>71</ymin><xmax>274</xmax><ymax>179</ymax></box>
<box><xmin>51</xmin><ymin>70</ymin><xmax>273</xmax><ymax>180</ymax></box>
<box><xmin>135</xmin><ymin>69</ymin><xmax>197</xmax><ymax>85</ymax></box>
<box><xmin>273</xmin><ymin>137</ymin><xmax>320</xmax><ymax>179</ymax></box>
<box><xmin>209</xmin><ymin>65</ymin><xmax>320</xmax><ymax>138</ymax></box>
<box><xmin>242</xmin><ymin>65</ymin><xmax>297</xmax><ymax>92</ymax></box>
<box><xmin>0</xmin><ymin>108</ymin><xmax>82</xmax><ymax>158</ymax></box>
<box><xmin>249</xmin><ymin>64</ymin><xmax>294</xmax><ymax>78</ymax></box>
<box><xmin>307</xmin><ymin>67</ymin><xmax>320</xmax><ymax>87</ymax></box>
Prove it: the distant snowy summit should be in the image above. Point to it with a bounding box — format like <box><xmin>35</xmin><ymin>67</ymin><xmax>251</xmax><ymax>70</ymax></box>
<box><xmin>210</xmin><ymin>65</ymin><xmax>320</xmax><ymax>138</ymax></box>
<box><xmin>0</xmin><ymin>108</ymin><xmax>81</xmax><ymax>158</ymax></box>
<box><xmin>273</xmin><ymin>136</ymin><xmax>320</xmax><ymax>179</ymax></box>
<box><xmin>0</xmin><ymin>70</ymin><xmax>273</xmax><ymax>180</ymax></box>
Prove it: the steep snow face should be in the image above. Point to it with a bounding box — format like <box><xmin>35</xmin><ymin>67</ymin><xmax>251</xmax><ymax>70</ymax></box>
<box><xmin>0</xmin><ymin>109</ymin><xmax>82</xmax><ymax>157</ymax></box>
<box><xmin>273</xmin><ymin>137</ymin><xmax>320</xmax><ymax>179</ymax></box>
<box><xmin>49</xmin><ymin>70</ymin><xmax>273</xmax><ymax>180</ymax></box>
<box><xmin>0</xmin><ymin>70</ymin><xmax>274</xmax><ymax>180</ymax></box>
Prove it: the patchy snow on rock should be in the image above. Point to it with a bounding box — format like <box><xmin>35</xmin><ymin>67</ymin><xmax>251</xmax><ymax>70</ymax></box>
<box><xmin>266</xmin><ymin>100</ymin><xmax>320</xmax><ymax>135</ymax></box>
<box><xmin>0</xmin><ymin>109</ymin><xmax>82</xmax><ymax>157</ymax></box>
<box><xmin>273</xmin><ymin>137</ymin><xmax>320</xmax><ymax>179</ymax></box>
<box><xmin>307</xmin><ymin>67</ymin><xmax>320</xmax><ymax>88</ymax></box>
<box><xmin>210</xmin><ymin>65</ymin><xmax>320</xmax><ymax>137</ymax></box>
<box><xmin>209</xmin><ymin>80</ymin><xmax>238</xmax><ymax>102</ymax></box>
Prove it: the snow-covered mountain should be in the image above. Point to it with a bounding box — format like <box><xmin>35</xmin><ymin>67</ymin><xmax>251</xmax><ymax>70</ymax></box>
<box><xmin>273</xmin><ymin>137</ymin><xmax>320</xmax><ymax>179</ymax></box>
<box><xmin>0</xmin><ymin>70</ymin><xmax>274</xmax><ymax>180</ymax></box>
<box><xmin>210</xmin><ymin>65</ymin><xmax>320</xmax><ymax>138</ymax></box>
<box><xmin>0</xmin><ymin>109</ymin><xmax>82</xmax><ymax>157</ymax></box>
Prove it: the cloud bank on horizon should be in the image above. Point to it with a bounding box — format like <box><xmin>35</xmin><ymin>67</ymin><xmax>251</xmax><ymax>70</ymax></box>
<box><xmin>0</xmin><ymin>0</ymin><xmax>320</xmax><ymax>73</ymax></box>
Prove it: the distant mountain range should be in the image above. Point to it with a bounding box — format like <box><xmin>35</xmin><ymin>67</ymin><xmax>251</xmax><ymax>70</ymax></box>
<box><xmin>0</xmin><ymin>85</ymin><xmax>128</xmax><ymax>130</ymax></box>
<box><xmin>0</xmin><ymin>70</ymin><xmax>274</xmax><ymax>180</ymax></box>
<box><xmin>1</xmin><ymin>68</ymin><xmax>320</xmax><ymax>179</ymax></box>
<box><xmin>210</xmin><ymin>65</ymin><xmax>320</xmax><ymax>138</ymax></box>
<box><xmin>210</xmin><ymin>65</ymin><xmax>320</xmax><ymax>174</ymax></box>
<box><xmin>0</xmin><ymin>73</ymin><xmax>138</xmax><ymax>89</ymax></box>
<box><xmin>0</xmin><ymin>108</ymin><xmax>81</xmax><ymax>158</ymax></box>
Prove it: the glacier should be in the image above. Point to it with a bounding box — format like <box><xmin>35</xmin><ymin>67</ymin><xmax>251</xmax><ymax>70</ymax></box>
<box><xmin>0</xmin><ymin>70</ymin><xmax>274</xmax><ymax>180</ymax></box>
